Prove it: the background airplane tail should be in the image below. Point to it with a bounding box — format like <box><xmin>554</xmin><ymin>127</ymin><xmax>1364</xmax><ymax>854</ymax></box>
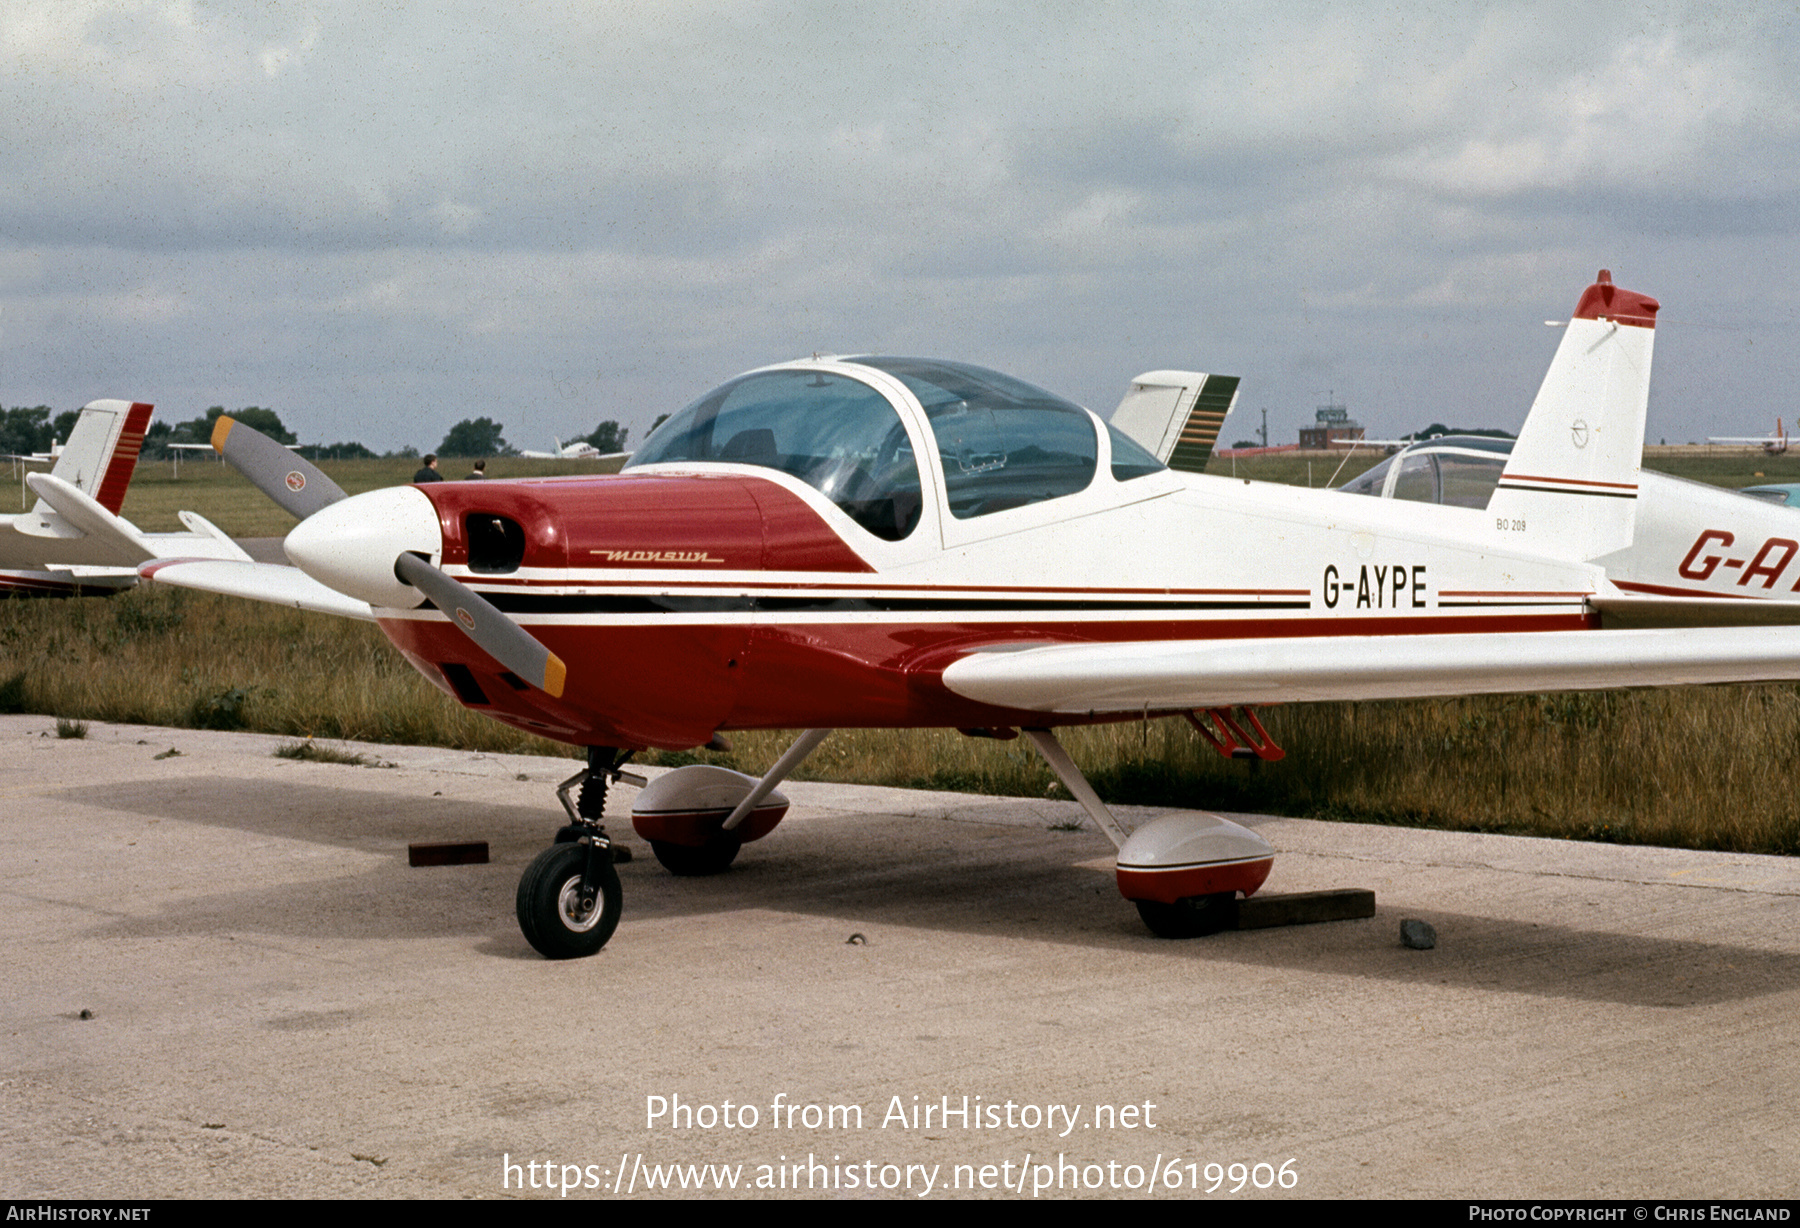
<box><xmin>1109</xmin><ymin>371</ymin><xmax>1240</xmax><ymax>474</ymax></box>
<box><xmin>41</xmin><ymin>400</ymin><xmax>153</xmax><ymax>515</ymax></box>
<box><xmin>1486</xmin><ymin>271</ymin><xmax>1658</xmax><ymax>561</ymax></box>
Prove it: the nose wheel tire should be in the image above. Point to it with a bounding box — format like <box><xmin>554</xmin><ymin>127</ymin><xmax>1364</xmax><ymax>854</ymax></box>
<box><xmin>516</xmin><ymin>843</ymin><xmax>622</xmax><ymax>959</ymax></box>
<box><xmin>649</xmin><ymin>834</ymin><xmax>741</xmax><ymax>876</ymax></box>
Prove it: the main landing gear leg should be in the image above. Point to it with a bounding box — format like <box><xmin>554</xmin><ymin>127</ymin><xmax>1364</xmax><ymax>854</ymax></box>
<box><xmin>720</xmin><ymin>729</ymin><xmax>833</xmax><ymax>834</ymax></box>
<box><xmin>1020</xmin><ymin>729</ymin><xmax>1131</xmax><ymax>851</ymax></box>
<box><xmin>1021</xmin><ymin>728</ymin><xmax>1252</xmax><ymax>940</ymax></box>
<box><xmin>516</xmin><ymin>746</ymin><xmax>643</xmax><ymax>959</ymax></box>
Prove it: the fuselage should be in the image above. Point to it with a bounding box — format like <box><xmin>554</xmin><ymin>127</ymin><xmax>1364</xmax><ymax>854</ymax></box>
<box><xmin>372</xmin><ymin>357</ymin><xmax>1598</xmax><ymax>749</ymax></box>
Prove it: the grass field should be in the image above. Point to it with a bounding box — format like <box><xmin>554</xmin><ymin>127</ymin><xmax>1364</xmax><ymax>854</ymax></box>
<box><xmin>4</xmin><ymin>444</ymin><xmax>1798</xmax><ymax>857</ymax></box>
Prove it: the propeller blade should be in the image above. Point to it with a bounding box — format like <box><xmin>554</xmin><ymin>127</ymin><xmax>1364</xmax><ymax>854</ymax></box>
<box><xmin>211</xmin><ymin>416</ymin><xmax>348</xmax><ymax>520</ymax></box>
<box><xmin>393</xmin><ymin>551</ymin><xmax>567</xmax><ymax>698</ymax></box>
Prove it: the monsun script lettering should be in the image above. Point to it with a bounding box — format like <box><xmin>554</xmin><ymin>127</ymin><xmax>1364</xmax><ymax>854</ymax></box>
<box><xmin>591</xmin><ymin>549</ymin><xmax>726</xmax><ymax>564</ymax></box>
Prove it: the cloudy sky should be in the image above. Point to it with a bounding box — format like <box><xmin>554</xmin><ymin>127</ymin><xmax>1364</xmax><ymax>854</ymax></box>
<box><xmin>3</xmin><ymin>1</ymin><xmax>1797</xmax><ymax>453</ymax></box>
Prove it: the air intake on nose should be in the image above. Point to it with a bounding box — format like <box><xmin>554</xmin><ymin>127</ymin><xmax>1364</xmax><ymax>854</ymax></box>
<box><xmin>467</xmin><ymin>514</ymin><xmax>525</xmax><ymax>573</ymax></box>
<box><xmin>438</xmin><ymin>662</ymin><xmax>490</xmax><ymax>706</ymax></box>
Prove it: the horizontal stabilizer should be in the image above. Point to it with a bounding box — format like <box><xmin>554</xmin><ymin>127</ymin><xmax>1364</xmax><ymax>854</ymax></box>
<box><xmin>23</xmin><ymin>471</ymin><xmax>154</xmax><ymax>564</ymax></box>
<box><xmin>138</xmin><ymin>558</ymin><xmax>375</xmax><ymax>621</ymax></box>
<box><xmin>942</xmin><ymin>625</ymin><xmax>1800</xmax><ymax>714</ymax></box>
<box><xmin>1588</xmin><ymin>595</ymin><xmax>1800</xmax><ymax>630</ymax></box>
<box><xmin>172</xmin><ymin>510</ymin><xmax>255</xmax><ymax>562</ymax></box>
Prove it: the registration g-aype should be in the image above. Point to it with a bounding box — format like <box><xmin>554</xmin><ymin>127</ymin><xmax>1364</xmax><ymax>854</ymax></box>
<box><xmin>146</xmin><ymin>272</ymin><xmax>1800</xmax><ymax>957</ymax></box>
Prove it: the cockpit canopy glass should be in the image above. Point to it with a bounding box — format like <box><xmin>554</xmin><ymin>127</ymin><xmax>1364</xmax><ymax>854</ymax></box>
<box><xmin>852</xmin><ymin>357</ymin><xmax>1110</xmax><ymax>519</ymax></box>
<box><xmin>1339</xmin><ymin>436</ymin><xmax>1511</xmax><ymax>510</ymax></box>
<box><xmin>626</xmin><ymin>369</ymin><xmax>923</xmax><ymax>541</ymax></box>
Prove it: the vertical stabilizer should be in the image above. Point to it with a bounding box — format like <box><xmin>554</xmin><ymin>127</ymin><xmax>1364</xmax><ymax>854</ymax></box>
<box><xmin>41</xmin><ymin>400</ymin><xmax>153</xmax><ymax>515</ymax></box>
<box><xmin>1110</xmin><ymin>371</ymin><xmax>1240</xmax><ymax>473</ymax></box>
<box><xmin>1487</xmin><ymin>272</ymin><xmax>1657</xmax><ymax>561</ymax></box>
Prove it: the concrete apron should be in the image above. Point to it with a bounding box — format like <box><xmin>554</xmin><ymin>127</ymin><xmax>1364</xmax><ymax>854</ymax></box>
<box><xmin>1</xmin><ymin>715</ymin><xmax>1795</xmax><ymax>1199</ymax></box>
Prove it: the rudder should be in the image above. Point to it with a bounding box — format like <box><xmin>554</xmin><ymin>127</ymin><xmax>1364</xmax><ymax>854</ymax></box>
<box><xmin>42</xmin><ymin>400</ymin><xmax>154</xmax><ymax>515</ymax></box>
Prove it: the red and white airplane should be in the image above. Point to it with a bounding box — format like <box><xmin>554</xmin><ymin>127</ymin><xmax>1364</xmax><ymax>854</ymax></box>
<box><xmin>143</xmin><ymin>271</ymin><xmax>1800</xmax><ymax>958</ymax></box>
<box><xmin>0</xmin><ymin>400</ymin><xmax>251</xmax><ymax>596</ymax></box>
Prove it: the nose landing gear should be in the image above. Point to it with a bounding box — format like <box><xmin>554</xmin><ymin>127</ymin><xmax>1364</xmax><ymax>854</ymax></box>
<box><xmin>516</xmin><ymin>746</ymin><xmax>641</xmax><ymax>959</ymax></box>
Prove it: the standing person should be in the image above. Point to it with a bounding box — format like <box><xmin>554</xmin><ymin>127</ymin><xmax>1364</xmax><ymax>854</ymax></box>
<box><xmin>466</xmin><ymin>460</ymin><xmax>487</xmax><ymax>479</ymax></box>
<box><xmin>413</xmin><ymin>454</ymin><xmax>443</xmax><ymax>483</ymax></box>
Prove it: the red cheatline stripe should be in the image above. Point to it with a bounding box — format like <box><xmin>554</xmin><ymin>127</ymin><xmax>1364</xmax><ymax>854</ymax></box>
<box><xmin>1500</xmin><ymin>472</ymin><xmax>1638</xmax><ymax>490</ymax></box>
<box><xmin>1610</xmin><ymin>580</ymin><xmax>1756</xmax><ymax>600</ymax></box>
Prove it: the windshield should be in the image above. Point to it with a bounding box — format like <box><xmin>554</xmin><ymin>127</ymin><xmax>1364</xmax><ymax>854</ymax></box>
<box><xmin>626</xmin><ymin>369</ymin><xmax>923</xmax><ymax>540</ymax></box>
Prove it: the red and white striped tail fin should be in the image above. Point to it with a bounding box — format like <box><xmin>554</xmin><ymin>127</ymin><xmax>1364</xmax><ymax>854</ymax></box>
<box><xmin>1487</xmin><ymin>271</ymin><xmax>1658</xmax><ymax>562</ymax></box>
<box><xmin>41</xmin><ymin>400</ymin><xmax>153</xmax><ymax>515</ymax></box>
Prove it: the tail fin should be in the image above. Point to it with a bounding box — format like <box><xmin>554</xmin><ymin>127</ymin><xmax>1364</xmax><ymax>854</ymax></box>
<box><xmin>1487</xmin><ymin>271</ymin><xmax>1657</xmax><ymax>561</ymax></box>
<box><xmin>42</xmin><ymin>400</ymin><xmax>153</xmax><ymax>515</ymax></box>
<box><xmin>1109</xmin><ymin>371</ymin><xmax>1240</xmax><ymax>473</ymax></box>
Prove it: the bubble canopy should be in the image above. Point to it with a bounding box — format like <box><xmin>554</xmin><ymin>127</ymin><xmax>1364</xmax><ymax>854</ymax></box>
<box><xmin>626</xmin><ymin>357</ymin><xmax>1164</xmax><ymax>540</ymax></box>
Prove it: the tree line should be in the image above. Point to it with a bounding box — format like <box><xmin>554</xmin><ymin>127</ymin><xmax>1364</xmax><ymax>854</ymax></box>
<box><xmin>4</xmin><ymin>404</ymin><xmax>633</xmax><ymax>463</ymax></box>
<box><xmin>435</xmin><ymin>416</ymin><xmax>630</xmax><ymax>457</ymax></box>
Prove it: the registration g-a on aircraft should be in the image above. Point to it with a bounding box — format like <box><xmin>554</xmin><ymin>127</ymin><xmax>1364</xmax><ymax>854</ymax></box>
<box><xmin>143</xmin><ymin>271</ymin><xmax>1800</xmax><ymax>958</ymax></box>
<box><xmin>0</xmin><ymin>400</ymin><xmax>252</xmax><ymax>596</ymax></box>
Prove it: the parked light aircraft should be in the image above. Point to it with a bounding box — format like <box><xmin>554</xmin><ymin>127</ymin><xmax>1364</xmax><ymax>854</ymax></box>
<box><xmin>1709</xmin><ymin>418</ymin><xmax>1788</xmax><ymax>455</ymax></box>
<box><xmin>4</xmin><ymin>439</ymin><xmax>64</xmax><ymax>466</ymax></box>
<box><xmin>142</xmin><ymin>271</ymin><xmax>1800</xmax><ymax>958</ymax></box>
<box><xmin>0</xmin><ymin>400</ymin><xmax>252</xmax><ymax>596</ymax></box>
<box><xmin>519</xmin><ymin>437</ymin><xmax>629</xmax><ymax>462</ymax></box>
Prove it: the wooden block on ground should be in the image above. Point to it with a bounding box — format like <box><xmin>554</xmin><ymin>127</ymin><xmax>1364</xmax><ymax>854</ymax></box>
<box><xmin>1236</xmin><ymin>888</ymin><xmax>1376</xmax><ymax>930</ymax></box>
<box><xmin>408</xmin><ymin>841</ymin><xmax>490</xmax><ymax>867</ymax></box>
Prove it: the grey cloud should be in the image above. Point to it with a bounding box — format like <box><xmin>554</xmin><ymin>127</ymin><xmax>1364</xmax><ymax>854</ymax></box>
<box><xmin>3</xmin><ymin>1</ymin><xmax>1799</xmax><ymax>451</ymax></box>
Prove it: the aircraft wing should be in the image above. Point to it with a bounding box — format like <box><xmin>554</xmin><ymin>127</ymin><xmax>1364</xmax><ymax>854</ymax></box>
<box><xmin>939</xmin><ymin>625</ymin><xmax>1800</xmax><ymax>715</ymax></box>
<box><xmin>138</xmin><ymin>558</ymin><xmax>375</xmax><ymax>620</ymax></box>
